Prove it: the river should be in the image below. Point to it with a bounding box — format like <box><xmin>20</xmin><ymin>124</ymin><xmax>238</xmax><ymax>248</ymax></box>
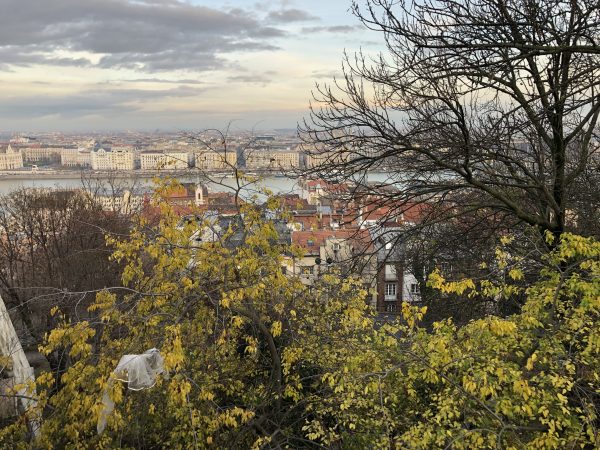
<box><xmin>0</xmin><ymin>172</ymin><xmax>395</xmax><ymax>196</ymax></box>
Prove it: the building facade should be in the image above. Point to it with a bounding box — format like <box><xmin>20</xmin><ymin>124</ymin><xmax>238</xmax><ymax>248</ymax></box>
<box><xmin>91</xmin><ymin>148</ymin><xmax>135</xmax><ymax>171</ymax></box>
<box><xmin>286</xmin><ymin>229</ymin><xmax>377</xmax><ymax>307</ymax></box>
<box><xmin>0</xmin><ymin>145</ymin><xmax>24</xmax><ymax>170</ymax></box>
<box><xmin>194</xmin><ymin>150</ymin><xmax>237</xmax><ymax>170</ymax></box>
<box><xmin>60</xmin><ymin>148</ymin><xmax>91</xmax><ymax>167</ymax></box>
<box><xmin>269</xmin><ymin>150</ymin><xmax>301</xmax><ymax>169</ymax></box>
<box><xmin>245</xmin><ymin>149</ymin><xmax>301</xmax><ymax>170</ymax></box>
<box><xmin>20</xmin><ymin>146</ymin><xmax>62</xmax><ymax>163</ymax></box>
<box><xmin>93</xmin><ymin>189</ymin><xmax>146</xmax><ymax>214</ymax></box>
<box><xmin>375</xmin><ymin>262</ymin><xmax>420</xmax><ymax>313</ymax></box>
<box><xmin>304</xmin><ymin>148</ymin><xmax>347</xmax><ymax>169</ymax></box>
<box><xmin>370</xmin><ymin>228</ymin><xmax>421</xmax><ymax>313</ymax></box>
<box><xmin>140</xmin><ymin>151</ymin><xmax>189</xmax><ymax>170</ymax></box>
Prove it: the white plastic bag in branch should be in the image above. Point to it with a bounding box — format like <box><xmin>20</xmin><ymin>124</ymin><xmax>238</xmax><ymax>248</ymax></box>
<box><xmin>97</xmin><ymin>348</ymin><xmax>165</xmax><ymax>434</ymax></box>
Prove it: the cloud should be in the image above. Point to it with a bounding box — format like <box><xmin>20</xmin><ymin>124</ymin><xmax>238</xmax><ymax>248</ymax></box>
<box><xmin>227</xmin><ymin>72</ymin><xmax>275</xmax><ymax>86</ymax></box>
<box><xmin>311</xmin><ymin>69</ymin><xmax>344</xmax><ymax>79</ymax></box>
<box><xmin>0</xmin><ymin>48</ymin><xmax>95</xmax><ymax>70</ymax></box>
<box><xmin>0</xmin><ymin>0</ymin><xmax>287</xmax><ymax>73</ymax></box>
<box><xmin>267</xmin><ymin>8</ymin><xmax>319</xmax><ymax>23</ymax></box>
<box><xmin>0</xmin><ymin>85</ymin><xmax>208</xmax><ymax>119</ymax></box>
<box><xmin>301</xmin><ymin>25</ymin><xmax>360</xmax><ymax>34</ymax></box>
<box><xmin>119</xmin><ymin>78</ymin><xmax>205</xmax><ymax>85</ymax></box>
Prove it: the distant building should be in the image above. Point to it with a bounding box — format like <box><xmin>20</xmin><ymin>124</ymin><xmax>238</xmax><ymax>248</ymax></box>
<box><xmin>304</xmin><ymin>145</ymin><xmax>380</xmax><ymax>169</ymax></box>
<box><xmin>140</xmin><ymin>151</ymin><xmax>189</xmax><ymax>170</ymax></box>
<box><xmin>90</xmin><ymin>149</ymin><xmax>110</xmax><ymax>171</ymax></box>
<box><xmin>304</xmin><ymin>147</ymin><xmax>345</xmax><ymax>169</ymax></box>
<box><xmin>21</xmin><ymin>146</ymin><xmax>63</xmax><ymax>163</ymax></box>
<box><xmin>61</xmin><ymin>148</ymin><xmax>91</xmax><ymax>167</ymax></box>
<box><xmin>0</xmin><ymin>145</ymin><xmax>24</xmax><ymax>170</ymax></box>
<box><xmin>9</xmin><ymin>135</ymin><xmax>35</xmax><ymax>144</ymax></box>
<box><xmin>269</xmin><ymin>150</ymin><xmax>301</xmax><ymax>170</ymax></box>
<box><xmin>91</xmin><ymin>148</ymin><xmax>135</xmax><ymax>171</ymax></box>
<box><xmin>369</xmin><ymin>227</ymin><xmax>421</xmax><ymax>313</ymax></box>
<box><xmin>253</xmin><ymin>135</ymin><xmax>276</xmax><ymax>143</ymax></box>
<box><xmin>299</xmin><ymin>179</ymin><xmax>350</xmax><ymax>206</ymax></box>
<box><xmin>244</xmin><ymin>149</ymin><xmax>273</xmax><ymax>169</ymax></box>
<box><xmin>93</xmin><ymin>188</ymin><xmax>146</xmax><ymax>214</ymax></box>
<box><xmin>286</xmin><ymin>229</ymin><xmax>377</xmax><ymax>306</ymax></box>
<box><xmin>160</xmin><ymin>183</ymin><xmax>208</xmax><ymax>207</ymax></box>
<box><xmin>194</xmin><ymin>150</ymin><xmax>237</xmax><ymax>170</ymax></box>
<box><xmin>245</xmin><ymin>148</ymin><xmax>301</xmax><ymax>170</ymax></box>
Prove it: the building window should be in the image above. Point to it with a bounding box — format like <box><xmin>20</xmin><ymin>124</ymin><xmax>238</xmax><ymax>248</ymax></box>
<box><xmin>332</xmin><ymin>242</ymin><xmax>341</xmax><ymax>251</ymax></box>
<box><xmin>301</xmin><ymin>266</ymin><xmax>312</xmax><ymax>275</ymax></box>
<box><xmin>307</xmin><ymin>239</ymin><xmax>314</xmax><ymax>247</ymax></box>
<box><xmin>384</xmin><ymin>282</ymin><xmax>397</xmax><ymax>300</ymax></box>
<box><xmin>410</xmin><ymin>283</ymin><xmax>420</xmax><ymax>295</ymax></box>
<box><xmin>439</xmin><ymin>262</ymin><xmax>451</xmax><ymax>274</ymax></box>
<box><xmin>384</xmin><ymin>264</ymin><xmax>397</xmax><ymax>280</ymax></box>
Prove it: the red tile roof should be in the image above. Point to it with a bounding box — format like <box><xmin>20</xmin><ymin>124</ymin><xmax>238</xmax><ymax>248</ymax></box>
<box><xmin>292</xmin><ymin>229</ymin><xmax>373</xmax><ymax>254</ymax></box>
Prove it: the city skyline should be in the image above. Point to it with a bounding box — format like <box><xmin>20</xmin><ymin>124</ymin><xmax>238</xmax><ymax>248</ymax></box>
<box><xmin>0</xmin><ymin>0</ymin><xmax>378</xmax><ymax>132</ymax></box>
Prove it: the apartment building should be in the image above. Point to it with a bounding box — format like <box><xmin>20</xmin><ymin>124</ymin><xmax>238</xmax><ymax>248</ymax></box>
<box><xmin>244</xmin><ymin>148</ymin><xmax>301</xmax><ymax>170</ymax></box>
<box><xmin>287</xmin><ymin>229</ymin><xmax>377</xmax><ymax>306</ymax></box>
<box><xmin>140</xmin><ymin>151</ymin><xmax>189</xmax><ymax>170</ymax></box>
<box><xmin>304</xmin><ymin>147</ymin><xmax>348</xmax><ymax>169</ymax></box>
<box><xmin>370</xmin><ymin>227</ymin><xmax>421</xmax><ymax>313</ymax></box>
<box><xmin>194</xmin><ymin>149</ymin><xmax>237</xmax><ymax>170</ymax></box>
<box><xmin>299</xmin><ymin>178</ymin><xmax>352</xmax><ymax>208</ymax></box>
<box><xmin>60</xmin><ymin>148</ymin><xmax>91</xmax><ymax>167</ymax></box>
<box><xmin>93</xmin><ymin>188</ymin><xmax>146</xmax><ymax>214</ymax></box>
<box><xmin>91</xmin><ymin>148</ymin><xmax>135</xmax><ymax>171</ymax></box>
<box><xmin>269</xmin><ymin>150</ymin><xmax>301</xmax><ymax>169</ymax></box>
<box><xmin>20</xmin><ymin>146</ymin><xmax>63</xmax><ymax>163</ymax></box>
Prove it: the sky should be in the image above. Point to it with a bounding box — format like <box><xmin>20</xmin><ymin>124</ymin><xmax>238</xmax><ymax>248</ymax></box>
<box><xmin>0</xmin><ymin>0</ymin><xmax>381</xmax><ymax>132</ymax></box>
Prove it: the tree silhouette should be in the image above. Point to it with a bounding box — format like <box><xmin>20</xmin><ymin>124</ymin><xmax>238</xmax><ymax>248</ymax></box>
<box><xmin>302</xmin><ymin>0</ymin><xmax>600</xmax><ymax>242</ymax></box>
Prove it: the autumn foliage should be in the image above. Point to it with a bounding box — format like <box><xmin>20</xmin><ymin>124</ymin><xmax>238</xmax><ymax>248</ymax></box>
<box><xmin>0</xmin><ymin>185</ymin><xmax>598</xmax><ymax>449</ymax></box>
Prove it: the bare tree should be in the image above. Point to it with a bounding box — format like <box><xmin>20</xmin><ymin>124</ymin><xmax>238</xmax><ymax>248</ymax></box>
<box><xmin>183</xmin><ymin>125</ymin><xmax>301</xmax><ymax>205</ymax></box>
<box><xmin>80</xmin><ymin>170</ymin><xmax>143</xmax><ymax>214</ymax></box>
<box><xmin>301</xmin><ymin>0</ymin><xmax>600</xmax><ymax>243</ymax></box>
<box><xmin>0</xmin><ymin>189</ymin><xmax>128</xmax><ymax>350</ymax></box>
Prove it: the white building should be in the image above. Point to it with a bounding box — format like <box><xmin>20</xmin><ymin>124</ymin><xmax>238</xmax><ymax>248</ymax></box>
<box><xmin>110</xmin><ymin>148</ymin><xmax>136</xmax><ymax>171</ymax></box>
<box><xmin>61</xmin><ymin>148</ymin><xmax>91</xmax><ymax>167</ymax></box>
<box><xmin>0</xmin><ymin>145</ymin><xmax>24</xmax><ymax>170</ymax></box>
<box><xmin>91</xmin><ymin>149</ymin><xmax>110</xmax><ymax>171</ymax></box>
<box><xmin>194</xmin><ymin>150</ymin><xmax>237</xmax><ymax>170</ymax></box>
<box><xmin>268</xmin><ymin>150</ymin><xmax>301</xmax><ymax>169</ymax></box>
<box><xmin>140</xmin><ymin>151</ymin><xmax>189</xmax><ymax>170</ymax></box>
<box><xmin>21</xmin><ymin>147</ymin><xmax>62</xmax><ymax>163</ymax></box>
<box><xmin>245</xmin><ymin>148</ymin><xmax>301</xmax><ymax>170</ymax></box>
<box><xmin>91</xmin><ymin>148</ymin><xmax>135</xmax><ymax>171</ymax></box>
<box><xmin>93</xmin><ymin>189</ymin><xmax>145</xmax><ymax>214</ymax></box>
<box><xmin>304</xmin><ymin>147</ymin><xmax>352</xmax><ymax>169</ymax></box>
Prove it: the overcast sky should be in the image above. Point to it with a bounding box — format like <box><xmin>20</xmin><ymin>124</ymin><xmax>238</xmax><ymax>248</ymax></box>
<box><xmin>0</xmin><ymin>0</ymin><xmax>379</xmax><ymax>132</ymax></box>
